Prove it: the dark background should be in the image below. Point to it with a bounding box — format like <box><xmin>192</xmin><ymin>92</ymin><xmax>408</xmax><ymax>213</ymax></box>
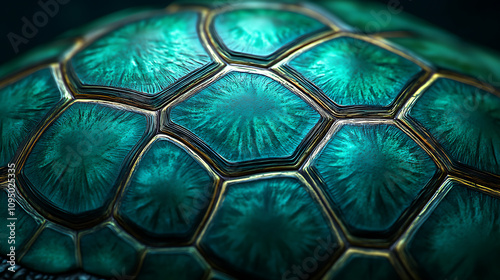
<box><xmin>0</xmin><ymin>0</ymin><xmax>499</xmax><ymax>66</ymax></box>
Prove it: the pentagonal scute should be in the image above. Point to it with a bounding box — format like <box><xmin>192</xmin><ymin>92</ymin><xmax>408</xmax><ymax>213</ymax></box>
<box><xmin>80</xmin><ymin>223</ymin><xmax>140</xmax><ymax>277</ymax></box>
<box><xmin>200</xmin><ymin>176</ymin><xmax>341</xmax><ymax>280</ymax></box>
<box><xmin>20</xmin><ymin>226</ymin><xmax>77</xmax><ymax>274</ymax></box>
<box><xmin>213</xmin><ymin>8</ymin><xmax>326</xmax><ymax>57</ymax></box>
<box><xmin>70</xmin><ymin>12</ymin><xmax>212</xmax><ymax>95</ymax></box>
<box><xmin>313</xmin><ymin>124</ymin><xmax>437</xmax><ymax>236</ymax></box>
<box><xmin>326</xmin><ymin>252</ymin><xmax>400</xmax><ymax>280</ymax></box>
<box><xmin>0</xmin><ymin>190</ymin><xmax>41</xmax><ymax>255</ymax></box>
<box><xmin>136</xmin><ymin>248</ymin><xmax>209</xmax><ymax>280</ymax></box>
<box><xmin>409</xmin><ymin>78</ymin><xmax>500</xmax><ymax>176</ymax></box>
<box><xmin>288</xmin><ymin>36</ymin><xmax>422</xmax><ymax>107</ymax></box>
<box><xmin>0</xmin><ymin>68</ymin><xmax>63</xmax><ymax>167</ymax></box>
<box><xmin>407</xmin><ymin>181</ymin><xmax>500</xmax><ymax>279</ymax></box>
<box><xmin>170</xmin><ymin>71</ymin><xmax>321</xmax><ymax>163</ymax></box>
<box><xmin>117</xmin><ymin>137</ymin><xmax>216</xmax><ymax>241</ymax></box>
<box><xmin>22</xmin><ymin>102</ymin><xmax>150</xmax><ymax>218</ymax></box>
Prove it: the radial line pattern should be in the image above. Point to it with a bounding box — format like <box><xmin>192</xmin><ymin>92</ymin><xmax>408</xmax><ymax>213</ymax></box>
<box><xmin>71</xmin><ymin>12</ymin><xmax>212</xmax><ymax>94</ymax></box>
<box><xmin>170</xmin><ymin>71</ymin><xmax>321</xmax><ymax>163</ymax></box>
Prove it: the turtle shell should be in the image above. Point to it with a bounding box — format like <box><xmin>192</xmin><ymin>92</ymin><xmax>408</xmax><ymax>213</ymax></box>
<box><xmin>0</xmin><ymin>0</ymin><xmax>499</xmax><ymax>279</ymax></box>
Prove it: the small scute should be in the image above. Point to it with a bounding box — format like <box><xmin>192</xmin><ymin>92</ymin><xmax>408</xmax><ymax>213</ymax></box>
<box><xmin>213</xmin><ymin>8</ymin><xmax>326</xmax><ymax>57</ymax></box>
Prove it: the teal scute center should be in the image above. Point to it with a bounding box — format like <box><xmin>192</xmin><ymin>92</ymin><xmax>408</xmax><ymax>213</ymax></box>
<box><xmin>407</xmin><ymin>182</ymin><xmax>500</xmax><ymax>280</ymax></box>
<box><xmin>326</xmin><ymin>253</ymin><xmax>400</xmax><ymax>280</ymax></box>
<box><xmin>288</xmin><ymin>36</ymin><xmax>422</xmax><ymax>106</ymax></box>
<box><xmin>170</xmin><ymin>71</ymin><xmax>321</xmax><ymax>163</ymax></box>
<box><xmin>409</xmin><ymin>78</ymin><xmax>500</xmax><ymax>175</ymax></box>
<box><xmin>0</xmin><ymin>68</ymin><xmax>63</xmax><ymax>167</ymax></box>
<box><xmin>313</xmin><ymin>124</ymin><xmax>437</xmax><ymax>234</ymax></box>
<box><xmin>71</xmin><ymin>12</ymin><xmax>212</xmax><ymax>94</ymax></box>
<box><xmin>200</xmin><ymin>177</ymin><xmax>340</xmax><ymax>279</ymax></box>
<box><xmin>117</xmin><ymin>137</ymin><xmax>215</xmax><ymax>240</ymax></box>
<box><xmin>213</xmin><ymin>8</ymin><xmax>326</xmax><ymax>57</ymax></box>
<box><xmin>23</xmin><ymin>102</ymin><xmax>149</xmax><ymax>217</ymax></box>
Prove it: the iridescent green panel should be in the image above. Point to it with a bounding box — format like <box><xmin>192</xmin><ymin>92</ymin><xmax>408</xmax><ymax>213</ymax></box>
<box><xmin>409</xmin><ymin>78</ymin><xmax>500</xmax><ymax>175</ymax></box>
<box><xmin>288</xmin><ymin>36</ymin><xmax>421</xmax><ymax>106</ymax></box>
<box><xmin>0</xmin><ymin>40</ymin><xmax>73</xmax><ymax>80</ymax></box>
<box><xmin>200</xmin><ymin>177</ymin><xmax>339</xmax><ymax>280</ymax></box>
<box><xmin>136</xmin><ymin>249</ymin><xmax>208</xmax><ymax>280</ymax></box>
<box><xmin>80</xmin><ymin>225</ymin><xmax>139</xmax><ymax>277</ymax></box>
<box><xmin>118</xmin><ymin>138</ymin><xmax>214</xmax><ymax>239</ymax></box>
<box><xmin>23</xmin><ymin>102</ymin><xmax>148</xmax><ymax>216</ymax></box>
<box><xmin>314</xmin><ymin>124</ymin><xmax>436</xmax><ymax>234</ymax></box>
<box><xmin>312</xmin><ymin>0</ymin><xmax>458</xmax><ymax>40</ymax></box>
<box><xmin>60</xmin><ymin>8</ymin><xmax>156</xmax><ymax>38</ymax></box>
<box><xmin>327</xmin><ymin>253</ymin><xmax>400</xmax><ymax>280</ymax></box>
<box><xmin>71</xmin><ymin>12</ymin><xmax>211</xmax><ymax>94</ymax></box>
<box><xmin>0</xmin><ymin>68</ymin><xmax>62</xmax><ymax>167</ymax></box>
<box><xmin>0</xmin><ymin>191</ymin><xmax>40</xmax><ymax>255</ymax></box>
<box><xmin>390</xmin><ymin>37</ymin><xmax>500</xmax><ymax>82</ymax></box>
<box><xmin>20</xmin><ymin>227</ymin><xmax>77</xmax><ymax>274</ymax></box>
<box><xmin>170</xmin><ymin>72</ymin><xmax>320</xmax><ymax>162</ymax></box>
<box><xmin>213</xmin><ymin>8</ymin><xmax>326</xmax><ymax>57</ymax></box>
<box><xmin>180</xmin><ymin>0</ymin><xmax>297</xmax><ymax>5</ymax></box>
<box><xmin>407</xmin><ymin>182</ymin><xmax>500</xmax><ymax>280</ymax></box>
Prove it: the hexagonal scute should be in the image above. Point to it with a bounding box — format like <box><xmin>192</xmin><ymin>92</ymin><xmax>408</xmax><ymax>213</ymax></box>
<box><xmin>200</xmin><ymin>176</ymin><xmax>341</xmax><ymax>280</ymax></box>
<box><xmin>288</xmin><ymin>36</ymin><xmax>422</xmax><ymax>107</ymax></box>
<box><xmin>136</xmin><ymin>248</ymin><xmax>209</xmax><ymax>279</ymax></box>
<box><xmin>22</xmin><ymin>102</ymin><xmax>150</xmax><ymax>218</ymax></box>
<box><xmin>0</xmin><ymin>191</ymin><xmax>41</xmax><ymax>256</ymax></box>
<box><xmin>20</xmin><ymin>226</ymin><xmax>77</xmax><ymax>274</ymax></box>
<box><xmin>0</xmin><ymin>68</ymin><xmax>63</xmax><ymax>166</ymax></box>
<box><xmin>326</xmin><ymin>252</ymin><xmax>400</xmax><ymax>280</ymax></box>
<box><xmin>313</xmin><ymin>124</ymin><xmax>437</xmax><ymax>236</ymax></box>
<box><xmin>70</xmin><ymin>12</ymin><xmax>213</xmax><ymax>95</ymax></box>
<box><xmin>170</xmin><ymin>71</ymin><xmax>321</xmax><ymax>165</ymax></box>
<box><xmin>407</xmin><ymin>181</ymin><xmax>500</xmax><ymax>279</ymax></box>
<box><xmin>213</xmin><ymin>8</ymin><xmax>326</xmax><ymax>58</ymax></box>
<box><xmin>117</xmin><ymin>137</ymin><xmax>216</xmax><ymax>241</ymax></box>
<box><xmin>409</xmin><ymin>78</ymin><xmax>500</xmax><ymax>176</ymax></box>
<box><xmin>80</xmin><ymin>223</ymin><xmax>140</xmax><ymax>277</ymax></box>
